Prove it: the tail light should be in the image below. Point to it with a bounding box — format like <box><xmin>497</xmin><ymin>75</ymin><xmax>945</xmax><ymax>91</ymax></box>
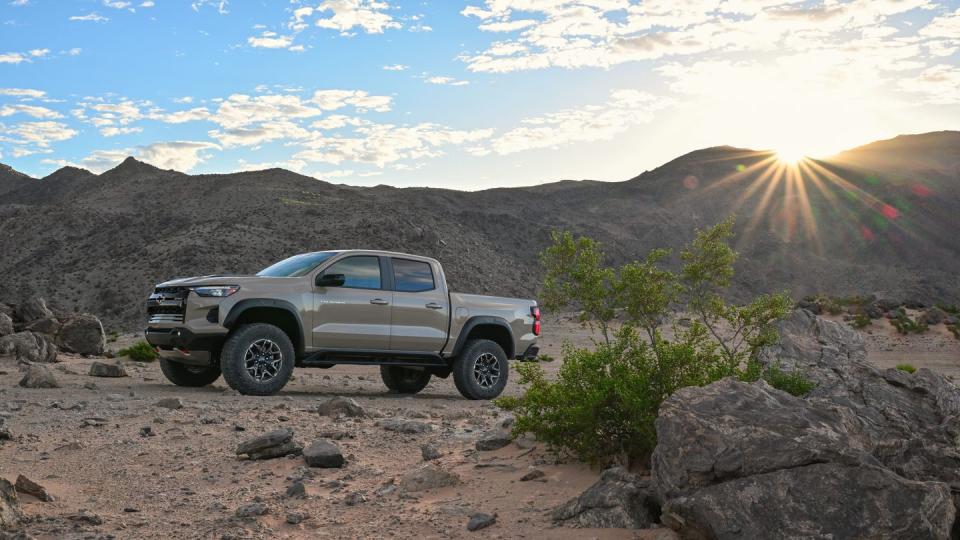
<box><xmin>531</xmin><ymin>306</ymin><xmax>541</xmax><ymax>336</ymax></box>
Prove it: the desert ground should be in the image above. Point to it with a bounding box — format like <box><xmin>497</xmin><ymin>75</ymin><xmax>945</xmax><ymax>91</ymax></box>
<box><xmin>1</xmin><ymin>313</ymin><xmax>957</xmax><ymax>539</ymax></box>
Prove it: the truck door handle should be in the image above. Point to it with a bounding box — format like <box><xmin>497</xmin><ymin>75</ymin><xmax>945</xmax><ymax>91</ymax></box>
<box><xmin>370</xmin><ymin>298</ymin><xmax>389</xmax><ymax>305</ymax></box>
<box><xmin>425</xmin><ymin>302</ymin><xmax>444</xmax><ymax>310</ymax></box>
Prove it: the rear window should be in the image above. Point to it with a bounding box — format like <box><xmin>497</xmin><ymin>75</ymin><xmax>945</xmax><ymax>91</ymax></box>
<box><xmin>392</xmin><ymin>258</ymin><xmax>435</xmax><ymax>293</ymax></box>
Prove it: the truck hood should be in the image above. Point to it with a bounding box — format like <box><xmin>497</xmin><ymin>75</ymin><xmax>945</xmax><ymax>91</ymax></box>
<box><xmin>156</xmin><ymin>275</ymin><xmax>278</xmax><ymax>287</ymax></box>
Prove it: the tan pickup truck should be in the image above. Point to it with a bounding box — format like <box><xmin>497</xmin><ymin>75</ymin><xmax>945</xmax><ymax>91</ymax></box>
<box><xmin>144</xmin><ymin>250</ymin><xmax>539</xmax><ymax>399</ymax></box>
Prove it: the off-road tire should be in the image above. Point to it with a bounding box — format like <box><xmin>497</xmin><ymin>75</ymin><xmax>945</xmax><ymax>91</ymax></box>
<box><xmin>380</xmin><ymin>366</ymin><xmax>432</xmax><ymax>394</ymax></box>
<box><xmin>159</xmin><ymin>358</ymin><xmax>221</xmax><ymax>387</ymax></box>
<box><xmin>452</xmin><ymin>339</ymin><xmax>509</xmax><ymax>400</ymax></box>
<box><xmin>220</xmin><ymin>323</ymin><xmax>295</xmax><ymax>396</ymax></box>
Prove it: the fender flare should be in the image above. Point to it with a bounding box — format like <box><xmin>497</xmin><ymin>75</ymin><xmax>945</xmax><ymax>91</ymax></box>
<box><xmin>222</xmin><ymin>298</ymin><xmax>304</xmax><ymax>353</ymax></box>
<box><xmin>449</xmin><ymin>316</ymin><xmax>515</xmax><ymax>359</ymax></box>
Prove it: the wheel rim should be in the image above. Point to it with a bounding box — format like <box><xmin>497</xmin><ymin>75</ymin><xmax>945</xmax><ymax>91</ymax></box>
<box><xmin>472</xmin><ymin>352</ymin><xmax>501</xmax><ymax>389</ymax></box>
<box><xmin>243</xmin><ymin>339</ymin><xmax>283</xmax><ymax>382</ymax></box>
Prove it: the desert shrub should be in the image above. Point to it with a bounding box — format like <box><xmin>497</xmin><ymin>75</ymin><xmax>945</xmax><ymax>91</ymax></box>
<box><xmin>949</xmin><ymin>325</ymin><xmax>960</xmax><ymax>340</ymax></box>
<box><xmin>118</xmin><ymin>340</ymin><xmax>158</xmax><ymax>362</ymax></box>
<box><xmin>892</xmin><ymin>313</ymin><xmax>928</xmax><ymax>334</ymax></box>
<box><xmin>535</xmin><ymin>353</ymin><xmax>555</xmax><ymax>363</ymax></box>
<box><xmin>763</xmin><ymin>365</ymin><xmax>816</xmax><ymax>396</ymax></box>
<box><xmin>937</xmin><ymin>304</ymin><xmax>959</xmax><ymax>315</ymax></box>
<box><xmin>500</xmin><ymin>217</ymin><xmax>792</xmax><ymax>466</ymax></box>
<box><xmin>851</xmin><ymin>313</ymin><xmax>872</xmax><ymax>329</ymax></box>
<box><xmin>895</xmin><ymin>363</ymin><xmax>917</xmax><ymax>374</ymax></box>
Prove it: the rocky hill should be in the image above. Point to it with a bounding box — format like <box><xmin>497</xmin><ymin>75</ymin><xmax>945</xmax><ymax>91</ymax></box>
<box><xmin>1</xmin><ymin>131</ymin><xmax>958</xmax><ymax>331</ymax></box>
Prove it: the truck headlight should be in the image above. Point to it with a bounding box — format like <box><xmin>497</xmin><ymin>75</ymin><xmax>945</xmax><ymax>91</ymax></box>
<box><xmin>192</xmin><ymin>286</ymin><xmax>240</xmax><ymax>297</ymax></box>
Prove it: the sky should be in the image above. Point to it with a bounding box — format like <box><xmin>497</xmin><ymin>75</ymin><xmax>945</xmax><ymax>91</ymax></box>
<box><xmin>0</xmin><ymin>0</ymin><xmax>958</xmax><ymax>190</ymax></box>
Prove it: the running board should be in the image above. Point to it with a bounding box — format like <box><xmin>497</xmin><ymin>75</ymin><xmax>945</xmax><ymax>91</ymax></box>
<box><xmin>299</xmin><ymin>349</ymin><xmax>447</xmax><ymax>368</ymax></box>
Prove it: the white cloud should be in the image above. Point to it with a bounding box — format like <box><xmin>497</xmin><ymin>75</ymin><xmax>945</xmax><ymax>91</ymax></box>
<box><xmin>191</xmin><ymin>0</ymin><xmax>228</xmax><ymax>14</ymax></box>
<box><xmin>314</xmin><ymin>0</ymin><xmax>402</xmax><ymax>35</ymax></box>
<box><xmin>70</xmin><ymin>13</ymin><xmax>109</xmax><ymax>22</ymax></box>
<box><xmin>103</xmin><ymin>1</ymin><xmax>132</xmax><ymax>9</ymax></box>
<box><xmin>247</xmin><ymin>31</ymin><xmax>295</xmax><ymax>49</ymax></box>
<box><xmin>173</xmin><ymin>96</ymin><xmax>194</xmax><ymax>104</ymax></box>
<box><xmin>161</xmin><ymin>107</ymin><xmax>212</xmax><ymax>123</ymax></box>
<box><xmin>481</xmin><ymin>90</ymin><xmax>668</xmax><ymax>156</ymax></box>
<box><xmin>0</xmin><ymin>104</ymin><xmax>62</xmax><ymax>119</ymax></box>
<box><xmin>382</xmin><ymin>64</ymin><xmax>408</xmax><ymax>71</ymax></box>
<box><xmin>28</xmin><ymin>48</ymin><xmax>49</xmax><ymax>57</ymax></box>
<box><xmin>425</xmin><ymin>76</ymin><xmax>470</xmax><ymax>86</ymax></box>
<box><xmin>900</xmin><ymin>64</ymin><xmax>960</xmax><ymax>104</ymax></box>
<box><xmin>101</xmin><ymin>126</ymin><xmax>143</xmax><ymax>136</ymax></box>
<box><xmin>138</xmin><ymin>141</ymin><xmax>220</xmax><ymax>170</ymax></box>
<box><xmin>0</xmin><ymin>88</ymin><xmax>45</xmax><ymax>99</ymax></box>
<box><xmin>920</xmin><ymin>7</ymin><xmax>960</xmax><ymax>38</ymax></box>
<box><xmin>7</xmin><ymin>121</ymin><xmax>78</xmax><ymax>147</ymax></box>
<box><xmin>237</xmin><ymin>158</ymin><xmax>307</xmax><ymax>173</ymax></box>
<box><xmin>66</xmin><ymin>48</ymin><xmax>82</xmax><ymax>56</ymax></box>
<box><xmin>0</xmin><ymin>52</ymin><xmax>26</xmax><ymax>64</ymax></box>
<box><xmin>140</xmin><ymin>1</ymin><xmax>155</xmax><ymax>7</ymax></box>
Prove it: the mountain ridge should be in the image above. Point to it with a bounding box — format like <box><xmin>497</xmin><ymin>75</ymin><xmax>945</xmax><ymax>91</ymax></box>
<box><xmin>2</xmin><ymin>131</ymin><xmax>958</xmax><ymax>331</ymax></box>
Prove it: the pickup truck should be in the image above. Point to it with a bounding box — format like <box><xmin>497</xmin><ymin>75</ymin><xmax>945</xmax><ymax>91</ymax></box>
<box><xmin>144</xmin><ymin>250</ymin><xmax>539</xmax><ymax>399</ymax></box>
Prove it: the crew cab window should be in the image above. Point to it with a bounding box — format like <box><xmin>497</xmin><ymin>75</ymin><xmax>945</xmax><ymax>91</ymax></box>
<box><xmin>392</xmin><ymin>258</ymin><xmax>435</xmax><ymax>292</ymax></box>
<box><xmin>324</xmin><ymin>256</ymin><xmax>382</xmax><ymax>289</ymax></box>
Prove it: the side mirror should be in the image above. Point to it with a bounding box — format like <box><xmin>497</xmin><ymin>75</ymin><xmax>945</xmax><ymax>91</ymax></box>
<box><xmin>316</xmin><ymin>273</ymin><xmax>345</xmax><ymax>287</ymax></box>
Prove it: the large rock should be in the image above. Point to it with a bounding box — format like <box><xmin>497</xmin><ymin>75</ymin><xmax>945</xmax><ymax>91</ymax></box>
<box><xmin>56</xmin><ymin>313</ymin><xmax>106</xmax><ymax>355</ymax></box>
<box><xmin>303</xmin><ymin>439</ymin><xmax>345</xmax><ymax>468</ymax></box>
<box><xmin>661</xmin><ymin>464</ymin><xmax>954</xmax><ymax>540</ymax></box>
<box><xmin>25</xmin><ymin>317</ymin><xmax>61</xmax><ymax>336</ymax></box>
<box><xmin>316</xmin><ymin>396</ymin><xmax>366</xmax><ymax>417</ymax></box>
<box><xmin>236</xmin><ymin>428</ymin><xmax>301</xmax><ymax>460</ymax></box>
<box><xmin>15</xmin><ymin>296</ymin><xmax>53</xmax><ymax>323</ymax></box>
<box><xmin>0</xmin><ymin>313</ymin><xmax>13</xmax><ymax>337</ymax></box>
<box><xmin>88</xmin><ymin>361</ymin><xmax>127</xmax><ymax>377</ymax></box>
<box><xmin>19</xmin><ymin>364</ymin><xmax>60</xmax><ymax>388</ymax></box>
<box><xmin>399</xmin><ymin>464</ymin><xmax>460</xmax><ymax>492</ymax></box>
<box><xmin>0</xmin><ymin>332</ymin><xmax>58</xmax><ymax>363</ymax></box>
<box><xmin>553</xmin><ymin>467</ymin><xmax>658</xmax><ymax>529</ymax></box>
<box><xmin>652</xmin><ymin>309</ymin><xmax>960</xmax><ymax>538</ymax></box>
<box><xmin>0</xmin><ymin>478</ymin><xmax>22</xmax><ymax>528</ymax></box>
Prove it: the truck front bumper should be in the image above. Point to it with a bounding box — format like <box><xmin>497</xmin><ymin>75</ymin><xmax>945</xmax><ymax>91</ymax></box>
<box><xmin>145</xmin><ymin>327</ymin><xmax>225</xmax><ymax>366</ymax></box>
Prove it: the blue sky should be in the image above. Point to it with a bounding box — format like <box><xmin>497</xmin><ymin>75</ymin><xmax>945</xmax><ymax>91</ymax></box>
<box><xmin>1</xmin><ymin>1</ymin><xmax>958</xmax><ymax>189</ymax></box>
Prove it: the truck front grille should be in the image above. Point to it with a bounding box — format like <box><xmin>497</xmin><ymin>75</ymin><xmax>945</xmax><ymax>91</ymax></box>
<box><xmin>146</xmin><ymin>286</ymin><xmax>189</xmax><ymax>326</ymax></box>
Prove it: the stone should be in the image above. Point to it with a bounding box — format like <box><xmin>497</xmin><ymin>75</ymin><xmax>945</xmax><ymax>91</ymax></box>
<box><xmin>24</xmin><ymin>317</ymin><xmax>60</xmax><ymax>336</ymax></box>
<box><xmin>15</xmin><ymin>475</ymin><xmax>53</xmax><ymax>502</ymax></box>
<box><xmin>0</xmin><ymin>478</ymin><xmax>22</xmax><ymax>528</ymax></box>
<box><xmin>467</xmin><ymin>512</ymin><xmax>497</xmax><ymax>531</ymax></box>
<box><xmin>520</xmin><ymin>469</ymin><xmax>545</xmax><ymax>482</ymax></box>
<box><xmin>344</xmin><ymin>491</ymin><xmax>366</xmax><ymax>506</ymax></box>
<box><xmin>376</xmin><ymin>418</ymin><xmax>433</xmax><ymax>434</ymax></box>
<box><xmin>67</xmin><ymin>510</ymin><xmax>102</xmax><ymax>525</ymax></box>
<box><xmin>88</xmin><ymin>361</ymin><xmax>127</xmax><ymax>378</ymax></box>
<box><xmin>399</xmin><ymin>464</ymin><xmax>460</xmax><ymax>492</ymax></box>
<box><xmin>248</xmin><ymin>441</ymin><xmax>302</xmax><ymax>461</ymax></box>
<box><xmin>237</xmin><ymin>428</ymin><xmax>294</xmax><ymax>455</ymax></box>
<box><xmin>0</xmin><ymin>332</ymin><xmax>57</xmax><ymax>363</ymax></box>
<box><xmin>235</xmin><ymin>502</ymin><xmax>268</xmax><ymax>518</ymax></box>
<box><xmin>661</xmin><ymin>464</ymin><xmax>954</xmax><ymax>540</ymax></box>
<box><xmin>155</xmin><ymin>397</ymin><xmax>183</xmax><ymax>410</ymax></box>
<box><xmin>553</xmin><ymin>467</ymin><xmax>657</xmax><ymax>529</ymax></box>
<box><xmin>421</xmin><ymin>443</ymin><xmax>441</xmax><ymax>461</ymax></box>
<box><xmin>15</xmin><ymin>297</ymin><xmax>53</xmax><ymax>324</ymax></box>
<box><xmin>475</xmin><ymin>428</ymin><xmax>512</xmax><ymax>451</ymax></box>
<box><xmin>303</xmin><ymin>439</ymin><xmax>345</xmax><ymax>468</ymax></box>
<box><xmin>18</xmin><ymin>365</ymin><xmax>59</xmax><ymax>389</ymax></box>
<box><xmin>0</xmin><ymin>313</ymin><xmax>12</xmax><ymax>337</ymax></box>
<box><xmin>286</xmin><ymin>512</ymin><xmax>305</xmax><ymax>524</ymax></box>
<box><xmin>56</xmin><ymin>314</ymin><xmax>106</xmax><ymax>355</ymax></box>
<box><xmin>316</xmin><ymin>396</ymin><xmax>366</xmax><ymax>417</ymax></box>
<box><xmin>285</xmin><ymin>481</ymin><xmax>306</xmax><ymax>498</ymax></box>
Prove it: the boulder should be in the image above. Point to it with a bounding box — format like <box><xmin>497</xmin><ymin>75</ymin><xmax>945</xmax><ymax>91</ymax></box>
<box><xmin>303</xmin><ymin>439</ymin><xmax>345</xmax><ymax>468</ymax></box>
<box><xmin>56</xmin><ymin>313</ymin><xmax>106</xmax><ymax>355</ymax></box>
<box><xmin>316</xmin><ymin>396</ymin><xmax>366</xmax><ymax>417</ymax></box>
<box><xmin>0</xmin><ymin>478</ymin><xmax>22</xmax><ymax>528</ymax></box>
<box><xmin>920</xmin><ymin>307</ymin><xmax>947</xmax><ymax>326</ymax></box>
<box><xmin>15</xmin><ymin>296</ymin><xmax>53</xmax><ymax>324</ymax></box>
<box><xmin>236</xmin><ymin>428</ymin><xmax>301</xmax><ymax>460</ymax></box>
<box><xmin>247</xmin><ymin>441</ymin><xmax>302</xmax><ymax>460</ymax></box>
<box><xmin>0</xmin><ymin>313</ymin><xmax>13</xmax><ymax>337</ymax></box>
<box><xmin>88</xmin><ymin>361</ymin><xmax>127</xmax><ymax>377</ymax></box>
<box><xmin>399</xmin><ymin>464</ymin><xmax>460</xmax><ymax>492</ymax></box>
<box><xmin>467</xmin><ymin>513</ymin><xmax>497</xmax><ymax>532</ymax></box>
<box><xmin>235</xmin><ymin>502</ymin><xmax>268</xmax><ymax>518</ymax></box>
<box><xmin>24</xmin><ymin>317</ymin><xmax>60</xmax><ymax>336</ymax></box>
<box><xmin>475</xmin><ymin>428</ymin><xmax>513</xmax><ymax>451</ymax></box>
<box><xmin>421</xmin><ymin>443</ymin><xmax>441</xmax><ymax>461</ymax></box>
<box><xmin>19</xmin><ymin>364</ymin><xmax>60</xmax><ymax>389</ymax></box>
<box><xmin>155</xmin><ymin>397</ymin><xmax>183</xmax><ymax>410</ymax></box>
<box><xmin>651</xmin><ymin>309</ymin><xmax>960</xmax><ymax>539</ymax></box>
<box><xmin>15</xmin><ymin>475</ymin><xmax>54</xmax><ymax>502</ymax></box>
<box><xmin>553</xmin><ymin>467</ymin><xmax>658</xmax><ymax>529</ymax></box>
<box><xmin>0</xmin><ymin>332</ymin><xmax>57</xmax><ymax>363</ymax></box>
<box><xmin>661</xmin><ymin>464</ymin><xmax>954</xmax><ymax>540</ymax></box>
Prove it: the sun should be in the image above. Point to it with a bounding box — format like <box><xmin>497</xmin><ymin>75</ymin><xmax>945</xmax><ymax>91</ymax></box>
<box><xmin>774</xmin><ymin>145</ymin><xmax>808</xmax><ymax>164</ymax></box>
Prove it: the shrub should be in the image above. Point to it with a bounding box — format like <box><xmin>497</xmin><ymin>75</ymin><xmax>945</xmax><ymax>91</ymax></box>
<box><xmin>949</xmin><ymin>325</ymin><xmax>960</xmax><ymax>340</ymax></box>
<box><xmin>118</xmin><ymin>340</ymin><xmax>158</xmax><ymax>362</ymax></box>
<box><xmin>763</xmin><ymin>365</ymin><xmax>815</xmax><ymax>396</ymax></box>
<box><xmin>892</xmin><ymin>313</ymin><xmax>928</xmax><ymax>334</ymax></box>
<box><xmin>501</xmin><ymin>217</ymin><xmax>792</xmax><ymax>466</ymax></box>
<box><xmin>895</xmin><ymin>363</ymin><xmax>916</xmax><ymax>374</ymax></box>
<box><xmin>851</xmin><ymin>313</ymin><xmax>871</xmax><ymax>329</ymax></box>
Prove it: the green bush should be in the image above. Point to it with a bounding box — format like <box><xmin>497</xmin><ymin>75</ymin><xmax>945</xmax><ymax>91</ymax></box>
<box><xmin>118</xmin><ymin>340</ymin><xmax>158</xmax><ymax>362</ymax></box>
<box><xmin>500</xmin><ymin>217</ymin><xmax>792</xmax><ymax>466</ymax></box>
<box><xmin>892</xmin><ymin>313</ymin><xmax>928</xmax><ymax>334</ymax></box>
<box><xmin>851</xmin><ymin>313</ymin><xmax>871</xmax><ymax>329</ymax></box>
<box><xmin>763</xmin><ymin>365</ymin><xmax>815</xmax><ymax>396</ymax></box>
<box><xmin>895</xmin><ymin>363</ymin><xmax>916</xmax><ymax>374</ymax></box>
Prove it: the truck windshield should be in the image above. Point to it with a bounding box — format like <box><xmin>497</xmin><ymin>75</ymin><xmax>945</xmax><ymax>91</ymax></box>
<box><xmin>256</xmin><ymin>251</ymin><xmax>336</xmax><ymax>277</ymax></box>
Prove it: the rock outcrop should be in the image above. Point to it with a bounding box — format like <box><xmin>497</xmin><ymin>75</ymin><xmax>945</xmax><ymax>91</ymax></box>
<box><xmin>651</xmin><ymin>309</ymin><xmax>960</xmax><ymax>539</ymax></box>
<box><xmin>553</xmin><ymin>467</ymin><xmax>658</xmax><ymax>529</ymax></box>
<box><xmin>0</xmin><ymin>331</ymin><xmax>57</xmax><ymax>363</ymax></box>
<box><xmin>56</xmin><ymin>313</ymin><xmax>106</xmax><ymax>355</ymax></box>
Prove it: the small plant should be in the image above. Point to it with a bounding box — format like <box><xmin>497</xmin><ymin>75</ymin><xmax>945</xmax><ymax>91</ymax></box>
<box><xmin>118</xmin><ymin>340</ymin><xmax>158</xmax><ymax>362</ymax></box>
<box><xmin>762</xmin><ymin>365</ymin><xmax>815</xmax><ymax>396</ymax></box>
<box><xmin>107</xmin><ymin>331</ymin><xmax>120</xmax><ymax>344</ymax></box>
<box><xmin>534</xmin><ymin>353</ymin><xmax>555</xmax><ymax>363</ymax></box>
<box><xmin>937</xmin><ymin>304</ymin><xmax>959</xmax><ymax>315</ymax></box>
<box><xmin>851</xmin><ymin>313</ymin><xmax>871</xmax><ymax>329</ymax></box>
<box><xmin>895</xmin><ymin>363</ymin><xmax>916</xmax><ymax>374</ymax></box>
<box><xmin>892</xmin><ymin>313</ymin><xmax>928</xmax><ymax>334</ymax></box>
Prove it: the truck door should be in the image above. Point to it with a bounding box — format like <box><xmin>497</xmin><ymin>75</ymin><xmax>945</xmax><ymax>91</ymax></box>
<box><xmin>388</xmin><ymin>257</ymin><xmax>449</xmax><ymax>353</ymax></box>
<box><xmin>312</xmin><ymin>255</ymin><xmax>391</xmax><ymax>350</ymax></box>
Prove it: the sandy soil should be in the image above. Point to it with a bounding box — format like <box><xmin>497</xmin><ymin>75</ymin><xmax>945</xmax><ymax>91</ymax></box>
<box><xmin>0</xmin><ymin>314</ymin><xmax>956</xmax><ymax>539</ymax></box>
